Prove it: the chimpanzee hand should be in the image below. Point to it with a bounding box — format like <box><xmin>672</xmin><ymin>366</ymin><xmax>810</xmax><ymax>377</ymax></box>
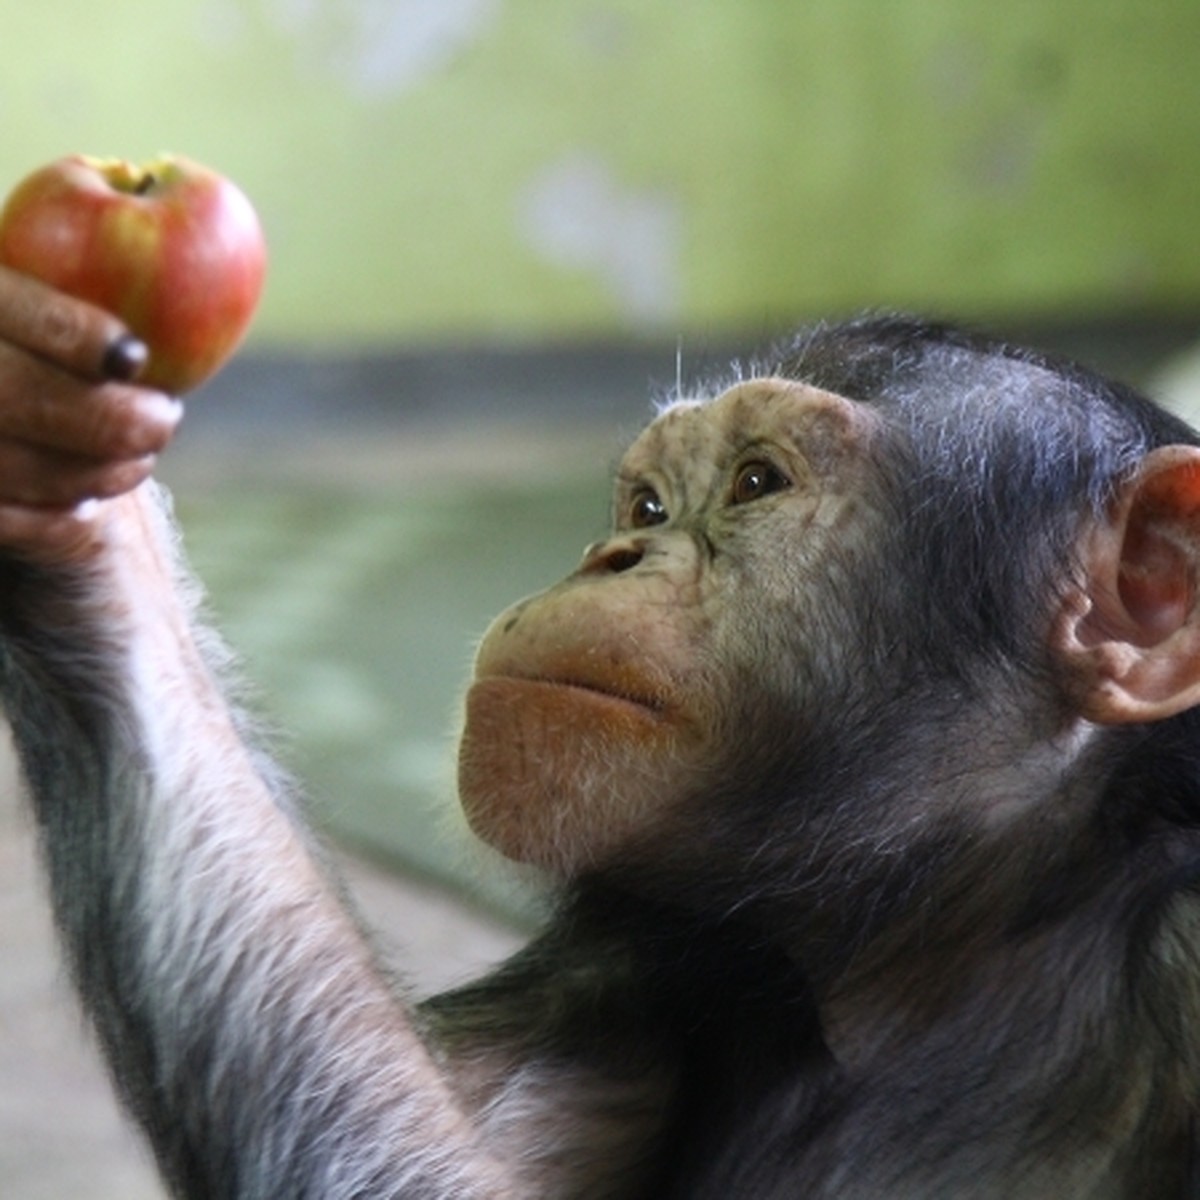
<box><xmin>0</xmin><ymin>264</ymin><xmax>182</xmax><ymax>562</ymax></box>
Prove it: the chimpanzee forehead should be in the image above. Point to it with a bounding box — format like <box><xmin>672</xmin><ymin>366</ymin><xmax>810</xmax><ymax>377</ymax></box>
<box><xmin>621</xmin><ymin>377</ymin><xmax>877</xmax><ymax>482</ymax></box>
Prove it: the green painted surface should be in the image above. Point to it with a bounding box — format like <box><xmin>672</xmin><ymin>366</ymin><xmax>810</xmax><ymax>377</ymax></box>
<box><xmin>0</xmin><ymin>1</ymin><xmax>1196</xmax><ymax>345</ymax></box>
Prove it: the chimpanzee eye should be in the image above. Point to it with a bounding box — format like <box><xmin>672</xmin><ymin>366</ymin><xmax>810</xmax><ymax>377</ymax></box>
<box><xmin>731</xmin><ymin>461</ymin><xmax>790</xmax><ymax>505</ymax></box>
<box><xmin>629</xmin><ymin>488</ymin><xmax>668</xmax><ymax>529</ymax></box>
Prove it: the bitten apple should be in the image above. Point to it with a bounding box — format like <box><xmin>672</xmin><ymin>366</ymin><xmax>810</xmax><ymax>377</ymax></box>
<box><xmin>0</xmin><ymin>154</ymin><xmax>266</xmax><ymax>393</ymax></box>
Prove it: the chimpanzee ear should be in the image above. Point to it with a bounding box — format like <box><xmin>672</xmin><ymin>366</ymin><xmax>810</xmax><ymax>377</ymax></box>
<box><xmin>1054</xmin><ymin>445</ymin><xmax>1200</xmax><ymax>724</ymax></box>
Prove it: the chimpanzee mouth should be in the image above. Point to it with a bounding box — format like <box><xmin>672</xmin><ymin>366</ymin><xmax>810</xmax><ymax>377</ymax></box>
<box><xmin>546</xmin><ymin>677</ymin><xmax>666</xmax><ymax>715</ymax></box>
<box><xmin>483</xmin><ymin>672</ymin><xmax>669</xmax><ymax>720</ymax></box>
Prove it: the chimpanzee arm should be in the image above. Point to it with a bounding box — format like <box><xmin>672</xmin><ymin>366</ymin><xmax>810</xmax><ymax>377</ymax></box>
<box><xmin>0</xmin><ymin>482</ymin><xmax>525</xmax><ymax>1197</ymax></box>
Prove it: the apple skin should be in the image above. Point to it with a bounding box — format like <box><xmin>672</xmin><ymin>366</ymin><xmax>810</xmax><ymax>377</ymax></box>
<box><xmin>0</xmin><ymin>154</ymin><xmax>266</xmax><ymax>394</ymax></box>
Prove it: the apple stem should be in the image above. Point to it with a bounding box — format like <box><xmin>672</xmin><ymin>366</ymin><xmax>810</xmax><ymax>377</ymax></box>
<box><xmin>134</xmin><ymin>172</ymin><xmax>156</xmax><ymax>197</ymax></box>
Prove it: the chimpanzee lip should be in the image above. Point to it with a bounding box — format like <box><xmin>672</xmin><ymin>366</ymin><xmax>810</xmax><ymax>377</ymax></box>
<box><xmin>478</xmin><ymin>672</ymin><xmax>668</xmax><ymax>717</ymax></box>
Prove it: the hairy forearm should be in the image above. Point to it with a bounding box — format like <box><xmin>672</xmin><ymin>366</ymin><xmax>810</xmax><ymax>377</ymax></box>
<box><xmin>0</xmin><ymin>484</ymin><xmax>514</xmax><ymax>1199</ymax></box>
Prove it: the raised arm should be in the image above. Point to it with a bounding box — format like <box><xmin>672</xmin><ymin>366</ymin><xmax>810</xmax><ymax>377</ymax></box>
<box><xmin>0</xmin><ymin>266</ymin><xmax>519</xmax><ymax>1198</ymax></box>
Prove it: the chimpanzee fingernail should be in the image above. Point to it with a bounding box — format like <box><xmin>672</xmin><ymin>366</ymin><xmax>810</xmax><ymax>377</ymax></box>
<box><xmin>101</xmin><ymin>335</ymin><xmax>149</xmax><ymax>382</ymax></box>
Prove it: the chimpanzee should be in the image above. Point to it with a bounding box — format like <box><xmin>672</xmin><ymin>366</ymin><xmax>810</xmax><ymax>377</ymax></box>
<box><xmin>0</xmin><ymin>263</ymin><xmax>1198</xmax><ymax>1198</ymax></box>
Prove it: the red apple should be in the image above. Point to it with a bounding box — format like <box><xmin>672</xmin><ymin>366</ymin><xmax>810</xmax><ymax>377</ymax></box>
<box><xmin>0</xmin><ymin>154</ymin><xmax>266</xmax><ymax>393</ymax></box>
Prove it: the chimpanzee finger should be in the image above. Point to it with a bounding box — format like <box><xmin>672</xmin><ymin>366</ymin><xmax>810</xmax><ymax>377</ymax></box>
<box><xmin>0</xmin><ymin>438</ymin><xmax>158</xmax><ymax>510</ymax></box>
<box><xmin>0</xmin><ymin>264</ymin><xmax>148</xmax><ymax>383</ymax></box>
<box><xmin>0</xmin><ymin>338</ymin><xmax>181</xmax><ymax>460</ymax></box>
<box><xmin>0</xmin><ymin>500</ymin><xmax>104</xmax><ymax>564</ymax></box>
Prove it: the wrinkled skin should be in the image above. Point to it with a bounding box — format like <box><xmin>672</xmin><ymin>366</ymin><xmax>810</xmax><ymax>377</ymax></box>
<box><xmin>0</xmin><ymin>265</ymin><xmax>179</xmax><ymax>559</ymax></box>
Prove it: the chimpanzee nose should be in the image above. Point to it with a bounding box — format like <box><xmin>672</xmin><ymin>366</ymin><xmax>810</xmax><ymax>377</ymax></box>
<box><xmin>579</xmin><ymin>537</ymin><xmax>646</xmax><ymax>574</ymax></box>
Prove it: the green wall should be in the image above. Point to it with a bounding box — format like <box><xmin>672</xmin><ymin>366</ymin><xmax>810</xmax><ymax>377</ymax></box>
<box><xmin>2</xmin><ymin>0</ymin><xmax>1197</xmax><ymax>346</ymax></box>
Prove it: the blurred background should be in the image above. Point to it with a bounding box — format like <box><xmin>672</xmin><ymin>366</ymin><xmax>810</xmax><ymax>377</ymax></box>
<box><xmin>1</xmin><ymin>1</ymin><xmax>1198</xmax><ymax>1194</ymax></box>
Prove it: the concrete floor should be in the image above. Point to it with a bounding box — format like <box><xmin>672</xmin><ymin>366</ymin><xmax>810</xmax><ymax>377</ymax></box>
<box><xmin>0</xmin><ymin>735</ymin><xmax>522</xmax><ymax>1198</ymax></box>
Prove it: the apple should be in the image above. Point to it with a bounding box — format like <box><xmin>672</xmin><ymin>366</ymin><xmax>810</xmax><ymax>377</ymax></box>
<box><xmin>0</xmin><ymin>154</ymin><xmax>266</xmax><ymax>393</ymax></box>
